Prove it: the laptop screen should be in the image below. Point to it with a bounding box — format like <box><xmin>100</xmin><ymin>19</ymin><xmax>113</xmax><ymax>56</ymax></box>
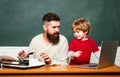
<box><xmin>97</xmin><ymin>41</ymin><xmax>119</xmax><ymax>68</ymax></box>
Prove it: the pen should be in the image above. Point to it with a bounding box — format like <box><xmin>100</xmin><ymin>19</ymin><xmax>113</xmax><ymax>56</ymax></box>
<box><xmin>27</xmin><ymin>52</ymin><xmax>34</xmax><ymax>57</ymax></box>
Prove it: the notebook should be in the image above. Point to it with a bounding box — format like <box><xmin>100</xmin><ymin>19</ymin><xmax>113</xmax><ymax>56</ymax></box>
<box><xmin>3</xmin><ymin>58</ymin><xmax>45</xmax><ymax>69</ymax></box>
<box><xmin>75</xmin><ymin>41</ymin><xmax>119</xmax><ymax>69</ymax></box>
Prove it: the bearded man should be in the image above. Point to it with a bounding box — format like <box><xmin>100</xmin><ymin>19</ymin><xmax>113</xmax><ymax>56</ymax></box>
<box><xmin>18</xmin><ymin>13</ymin><xmax>68</xmax><ymax>65</ymax></box>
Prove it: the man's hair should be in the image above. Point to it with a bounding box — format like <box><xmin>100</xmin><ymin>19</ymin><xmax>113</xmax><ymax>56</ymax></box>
<box><xmin>72</xmin><ymin>18</ymin><xmax>91</xmax><ymax>35</ymax></box>
<box><xmin>42</xmin><ymin>13</ymin><xmax>60</xmax><ymax>24</ymax></box>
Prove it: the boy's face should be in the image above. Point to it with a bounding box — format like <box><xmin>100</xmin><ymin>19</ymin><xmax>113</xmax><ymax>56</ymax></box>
<box><xmin>74</xmin><ymin>30</ymin><xmax>87</xmax><ymax>40</ymax></box>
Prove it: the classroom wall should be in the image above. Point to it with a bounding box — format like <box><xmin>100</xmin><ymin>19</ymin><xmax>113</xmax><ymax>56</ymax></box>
<box><xmin>0</xmin><ymin>0</ymin><xmax>120</xmax><ymax>46</ymax></box>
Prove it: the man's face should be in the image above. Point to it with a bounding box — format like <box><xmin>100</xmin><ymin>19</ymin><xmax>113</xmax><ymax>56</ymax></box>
<box><xmin>44</xmin><ymin>21</ymin><xmax>60</xmax><ymax>45</ymax></box>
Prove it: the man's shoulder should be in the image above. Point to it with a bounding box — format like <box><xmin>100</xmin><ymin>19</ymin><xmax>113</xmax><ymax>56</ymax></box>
<box><xmin>59</xmin><ymin>34</ymin><xmax>67</xmax><ymax>40</ymax></box>
<box><xmin>32</xmin><ymin>34</ymin><xmax>43</xmax><ymax>40</ymax></box>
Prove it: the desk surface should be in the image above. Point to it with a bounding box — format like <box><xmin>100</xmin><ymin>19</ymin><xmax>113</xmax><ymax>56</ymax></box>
<box><xmin>0</xmin><ymin>65</ymin><xmax>120</xmax><ymax>73</ymax></box>
<box><xmin>0</xmin><ymin>65</ymin><xmax>120</xmax><ymax>77</ymax></box>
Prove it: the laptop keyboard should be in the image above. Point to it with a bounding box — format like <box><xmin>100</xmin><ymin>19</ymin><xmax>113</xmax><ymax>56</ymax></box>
<box><xmin>88</xmin><ymin>64</ymin><xmax>97</xmax><ymax>67</ymax></box>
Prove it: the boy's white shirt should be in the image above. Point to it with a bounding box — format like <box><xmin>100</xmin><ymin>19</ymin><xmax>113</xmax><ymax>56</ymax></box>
<box><xmin>93</xmin><ymin>51</ymin><xmax>100</xmax><ymax>59</ymax></box>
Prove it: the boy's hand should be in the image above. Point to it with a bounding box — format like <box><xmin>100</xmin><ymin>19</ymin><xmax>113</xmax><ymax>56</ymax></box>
<box><xmin>75</xmin><ymin>51</ymin><xmax>82</xmax><ymax>57</ymax></box>
<box><xmin>71</xmin><ymin>51</ymin><xmax>82</xmax><ymax>59</ymax></box>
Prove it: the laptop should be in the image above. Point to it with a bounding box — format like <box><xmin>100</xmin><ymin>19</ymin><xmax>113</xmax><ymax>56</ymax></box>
<box><xmin>75</xmin><ymin>41</ymin><xmax>119</xmax><ymax>69</ymax></box>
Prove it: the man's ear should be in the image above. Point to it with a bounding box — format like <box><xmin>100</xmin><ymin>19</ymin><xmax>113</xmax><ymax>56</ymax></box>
<box><xmin>43</xmin><ymin>25</ymin><xmax>47</xmax><ymax>31</ymax></box>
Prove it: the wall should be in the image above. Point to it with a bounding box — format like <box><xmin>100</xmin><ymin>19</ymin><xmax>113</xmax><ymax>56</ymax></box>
<box><xmin>0</xmin><ymin>0</ymin><xmax>120</xmax><ymax>46</ymax></box>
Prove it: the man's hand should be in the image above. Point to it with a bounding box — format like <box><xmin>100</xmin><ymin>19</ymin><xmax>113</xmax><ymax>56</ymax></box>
<box><xmin>40</xmin><ymin>52</ymin><xmax>51</xmax><ymax>64</ymax></box>
<box><xmin>18</xmin><ymin>50</ymin><xmax>28</xmax><ymax>58</ymax></box>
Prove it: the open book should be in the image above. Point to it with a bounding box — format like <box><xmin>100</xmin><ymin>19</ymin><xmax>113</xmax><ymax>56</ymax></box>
<box><xmin>0</xmin><ymin>55</ymin><xmax>45</xmax><ymax>69</ymax></box>
<box><xmin>0</xmin><ymin>55</ymin><xmax>18</xmax><ymax>64</ymax></box>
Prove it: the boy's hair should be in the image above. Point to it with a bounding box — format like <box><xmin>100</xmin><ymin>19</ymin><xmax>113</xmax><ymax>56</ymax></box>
<box><xmin>42</xmin><ymin>13</ymin><xmax>60</xmax><ymax>25</ymax></box>
<box><xmin>72</xmin><ymin>18</ymin><xmax>91</xmax><ymax>35</ymax></box>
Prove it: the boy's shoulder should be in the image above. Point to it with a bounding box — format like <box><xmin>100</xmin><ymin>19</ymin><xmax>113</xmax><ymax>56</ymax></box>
<box><xmin>88</xmin><ymin>38</ymin><xmax>98</xmax><ymax>44</ymax></box>
<box><xmin>88</xmin><ymin>38</ymin><xmax>96</xmax><ymax>41</ymax></box>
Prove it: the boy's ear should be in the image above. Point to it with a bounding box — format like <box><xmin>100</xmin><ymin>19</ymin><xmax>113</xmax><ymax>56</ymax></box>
<box><xmin>85</xmin><ymin>31</ymin><xmax>88</xmax><ymax>34</ymax></box>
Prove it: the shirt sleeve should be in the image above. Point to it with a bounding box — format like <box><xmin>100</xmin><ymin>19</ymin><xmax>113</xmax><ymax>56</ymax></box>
<box><xmin>28</xmin><ymin>38</ymin><xmax>36</xmax><ymax>58</ymax></box>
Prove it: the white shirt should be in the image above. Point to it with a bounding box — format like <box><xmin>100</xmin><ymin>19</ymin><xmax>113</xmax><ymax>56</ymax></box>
<box><xmin>28</xmin><ymin>33</ymin><xmax>68</xmax><ymax>65</ymax></box>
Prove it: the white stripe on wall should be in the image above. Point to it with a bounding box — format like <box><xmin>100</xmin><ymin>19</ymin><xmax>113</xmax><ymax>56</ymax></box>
<box><xmin>0</xmin><ymin>46</ymin><xmax>120</xmax><ymax>66</ymax></box>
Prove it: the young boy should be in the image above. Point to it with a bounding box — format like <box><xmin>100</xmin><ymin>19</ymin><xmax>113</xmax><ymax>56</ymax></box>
<box><xmin>68</xmin><ymin>18</ymin><xmax>99</xmax><ymax>65</ymax></box>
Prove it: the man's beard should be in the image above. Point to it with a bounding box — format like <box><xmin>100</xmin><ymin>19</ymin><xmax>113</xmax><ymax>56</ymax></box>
<box><xmin>47</xmin><ymin>32</ymin><xmax>60</xmax><ymax>45</ymax></box>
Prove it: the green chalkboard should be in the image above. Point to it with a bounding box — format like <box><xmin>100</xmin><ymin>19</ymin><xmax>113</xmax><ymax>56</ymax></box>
<box><xmin>0</xmin><ymin>0</ymin><xmax>120</xmax><ymax>46</ymax></box>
